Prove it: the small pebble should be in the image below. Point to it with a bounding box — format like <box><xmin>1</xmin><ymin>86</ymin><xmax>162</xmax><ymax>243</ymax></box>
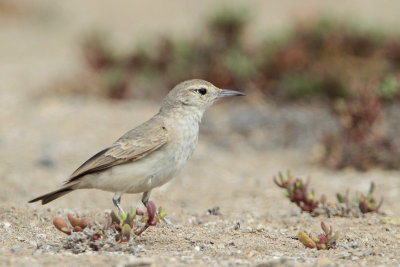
<box><xmin>200</xmin><ymin>244</ymin><xmax>208</xmax><ymax>250</ymax></box>
<box><xmin>338</xmin><ymin>252</ymin><xmax>352</xmax><ymax>259</ymax></box>
<box><xmin>11</xmin><ymin>245</ymin><xmax>24</xmax><ymax>252</ymax></box>
<box><xmin>1</xmin><ymin>222</ymin><xmax>11</xmax><ymax>229</ymax></box>
<box><xmin>350</xmin><ymin>242</ymin><xmax>359</xmax><ymax>248</ymax></box>
<box><xmin>35</xmin><ymin>234</ymin><xmax>47</xmax><ymax>239</ymax></box>
<box><xmin>204</xmin><ymin>222</ymin><xmax>216</xmax><ymax>227</ymax></box>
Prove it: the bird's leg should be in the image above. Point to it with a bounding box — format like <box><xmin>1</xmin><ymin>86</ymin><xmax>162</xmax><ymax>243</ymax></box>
<box><xmin>141</xmin><ymin>190</ymin><xmax>151</xmax><ymax>207</ymax></box>
<box><xmin>112</xmin><ymin>192</ymin><xmax>125</xmax><ymax>215</ymax></box>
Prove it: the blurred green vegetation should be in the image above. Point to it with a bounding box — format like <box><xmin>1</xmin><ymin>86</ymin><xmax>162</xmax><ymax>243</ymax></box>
<box><xmin>320</xmin><ymin>79</ymin><xmax>400</xmax><ymax>170</ymax></box>
<box><xmin>79</xmin><ymin>8</ymin><xmax>400</xmax><ymax>102</ymax></box>
<box><xmin>76</xmin><ymin>7</ymin><xmax>400</xmax><ymax>170</ymax></box>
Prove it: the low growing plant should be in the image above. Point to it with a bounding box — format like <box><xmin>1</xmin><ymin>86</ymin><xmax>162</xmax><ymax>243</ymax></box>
<box><xmin>274</xmin><ymin>171</ymin><xmax>384</xmax><ymax>217</ymax></box>
<box><xmin>273</xmin><ymin>171</ymin><xmax>319</xmax><ymax>212</ymax></box>
<box><xmin>298</xmin><ymin>221</ymin><xmax>339</xmax><ymax>250</ymax></box>
<box><xmin>53</xmin><ymin>201</ymin><xmax>167</xmax><ymax>246</ymax></box>
<box><xmin>337</xmin><ymin>182</ymin><xmax>384</xmax><ymax>214</ymax></box>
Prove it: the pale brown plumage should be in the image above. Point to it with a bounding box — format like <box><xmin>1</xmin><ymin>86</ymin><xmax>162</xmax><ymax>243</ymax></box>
<box><xmin>29</xmin><ymin>79</ymin><xmax>245</xmax><ymax>211</ymax></box>
<box><xmin>68</xmin><ymin>116</ymin><xmax>168</xmax><ymax>182</ymax></box>
<box><xmin>28</xmin><ymin>117</ymin><xmax>169</xmax><ymax>205</ymax></box>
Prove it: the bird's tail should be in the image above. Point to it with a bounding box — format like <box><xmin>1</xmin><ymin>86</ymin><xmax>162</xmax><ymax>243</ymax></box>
<box><xmin>28</xmin><ymin>183</ymin><xmax>77</xmax><ymax>205</ymax></box>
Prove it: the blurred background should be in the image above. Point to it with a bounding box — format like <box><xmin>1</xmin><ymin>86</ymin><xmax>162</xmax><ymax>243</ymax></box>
<box><xmin>1</xmin><ymin>0</ymin><xmax>400</xmax><ymax>215</ymax></box>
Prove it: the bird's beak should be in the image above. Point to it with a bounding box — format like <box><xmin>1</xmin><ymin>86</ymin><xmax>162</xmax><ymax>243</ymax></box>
<box><xmin>217</xmin><ymin>89</ymin><xmax>246</xmax><ymax>98</ymax></box>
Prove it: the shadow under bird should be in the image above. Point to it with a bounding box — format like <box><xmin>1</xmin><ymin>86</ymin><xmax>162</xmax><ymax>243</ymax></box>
<box><xmin>29</xmin><ymin>79</ymin><xmax>245</xmax><ymax>214</ymax></box>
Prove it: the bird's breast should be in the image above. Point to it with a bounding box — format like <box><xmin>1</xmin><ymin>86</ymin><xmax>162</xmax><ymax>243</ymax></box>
<box><xmin>139</xmin><ymin>118</ymin><xmax>198</xmax><ymax>190</ymax></box>
<box><xmin>166</xmin><ymin>116</ymin><xmax>199</xmax><ymax>168</ymax></box>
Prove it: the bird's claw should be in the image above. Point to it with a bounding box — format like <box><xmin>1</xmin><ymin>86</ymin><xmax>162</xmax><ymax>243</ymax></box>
<box><xmin>161</xmin><ymin>216</ymin><xmax>177</xmax><ymax>228</ymax></box>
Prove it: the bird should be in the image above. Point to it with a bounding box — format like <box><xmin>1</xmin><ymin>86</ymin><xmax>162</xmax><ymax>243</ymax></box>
<box><xmin>29</xmin><ymin>79</ymin><xmax>245</xmax><ymax>214</ymax></box>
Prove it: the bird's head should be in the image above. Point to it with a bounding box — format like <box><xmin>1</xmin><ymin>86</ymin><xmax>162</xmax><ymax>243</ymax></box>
<box><xmin>161</xmin><ymin>79</ymin><xmax>246</xmax><ymax>114</ymax></box>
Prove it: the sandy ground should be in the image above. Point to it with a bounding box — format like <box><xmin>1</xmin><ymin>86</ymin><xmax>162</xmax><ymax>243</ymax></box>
<box><xmin>1</xmin><ymin>1</ymin><xmax>400</xmax><ymax>266</ymax></box>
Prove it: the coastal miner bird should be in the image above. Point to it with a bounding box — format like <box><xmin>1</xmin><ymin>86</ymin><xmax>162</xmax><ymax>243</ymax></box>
<box><xmin>29</xmin><ymin>79</ymin><xmax>245</xmax><ymax>214</ymax></box>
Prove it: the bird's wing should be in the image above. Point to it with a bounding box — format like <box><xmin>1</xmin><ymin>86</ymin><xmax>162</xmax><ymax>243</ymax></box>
<box><xmin>66</xmin><ymin>116</ymin><xmax>168</xmax><ymax>183</ymax></box>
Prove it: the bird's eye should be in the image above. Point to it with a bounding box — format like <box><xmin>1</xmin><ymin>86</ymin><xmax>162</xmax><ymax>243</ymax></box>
<box><xmin>196</xmin><ymin>88</ymin><xmax>207</xmax><ymax>95</ymax></box>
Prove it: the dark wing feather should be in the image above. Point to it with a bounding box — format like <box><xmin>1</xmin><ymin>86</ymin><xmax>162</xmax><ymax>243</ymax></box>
<box><xmin>66</xmin><ymin>116</ymin><xmax>168</xmax><ymax>183</ymax></box>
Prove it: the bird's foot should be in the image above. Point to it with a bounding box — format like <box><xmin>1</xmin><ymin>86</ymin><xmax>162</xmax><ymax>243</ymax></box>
<box><xmin>161</xmin><ymin>216</ymin><xmax>177</xmax><ymax>228</ymax></box>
